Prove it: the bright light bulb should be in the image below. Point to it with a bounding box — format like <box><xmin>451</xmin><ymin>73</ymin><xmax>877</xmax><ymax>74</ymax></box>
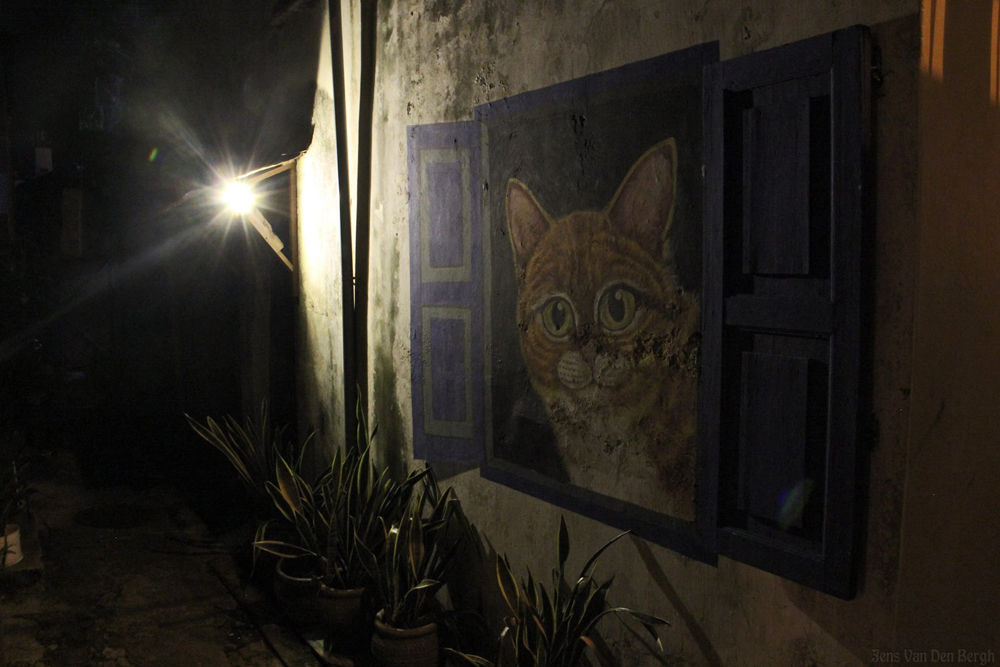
<box><xmin>224</xmin><ymin>181</ymin><xmax>255</xmax><ymax>214</ymax></box>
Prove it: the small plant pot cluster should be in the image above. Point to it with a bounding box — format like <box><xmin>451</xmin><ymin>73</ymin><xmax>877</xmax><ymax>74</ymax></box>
<box><xmin>447</xmin><ymin>517</ymin><xmax>668</xmax><ymax>667</ymax></box>
<box><xmin>191</xmin><ymin>403</ymin><xmax>463</xmax><ymax>665</ymax></box>
<box><xmin>190</xmin><ymin>403</ymin><xmax>668</xmax><ymax>667</ymax></box>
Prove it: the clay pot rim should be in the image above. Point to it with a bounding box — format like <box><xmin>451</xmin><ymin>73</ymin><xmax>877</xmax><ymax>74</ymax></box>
<box><xmin>274</xmin><ymin>556</ymin><xmax>322</xmax><ymax>583</ymax></box>
<box><xmin>275</xmin><ymin>559</ymin><xmax>366</xmax><ymax>597</ymax></box>
<box><xmin>374</xmin><ymin>609</ymin><xmax>437</xmax><ymax>638</ymax></box>
<box><xmin>318</xmin><ymin>582</ymin><xmax>365</xmax><ymax>599</ymax></box>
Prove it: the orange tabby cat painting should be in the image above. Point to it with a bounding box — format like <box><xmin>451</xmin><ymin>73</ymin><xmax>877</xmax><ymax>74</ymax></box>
<box><xmin>470</xmin><ymin>45</ymin><xmax>715</xmax><ymax>542</ymax></box>
<box><xmin>504</xmin><ymin>139</ymin><xmax>699</xmax><ymax>520</ymax></box>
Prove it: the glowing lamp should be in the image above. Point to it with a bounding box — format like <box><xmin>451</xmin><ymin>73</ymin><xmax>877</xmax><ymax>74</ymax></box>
<box><xmin>214</xmin><ymin>154</ymin><xmax>303</xmax><ymax>271</ymax></box>
<box><xmin>224</xmin><ymin>181</ymin><xmax>255</xmax><ymax>214</ymax></box>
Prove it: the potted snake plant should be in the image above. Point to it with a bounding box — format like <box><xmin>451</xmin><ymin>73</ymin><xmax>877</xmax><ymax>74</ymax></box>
<box><xmin>185</xmin><ymin>402</ymin><xmax>312</xmax><ymax>587</ymax></box>
<box><xmin>185</xmin><ymin>401</ymin><xmax>310</xmax><ymax>523</ymax></box>
<box><xmin>359</xmin><ymin>472</ymin><xmax>471</xmax><ymax>667</ymax></box>
<box><xmin>447</xmin><ymin>517</ymin><xmax>669</xmax><ymax>667</ymax></box>
<box><xmin>255</xmin><ymin>407</ymin><xmax>429</xmax><ymax>641</ymax></box>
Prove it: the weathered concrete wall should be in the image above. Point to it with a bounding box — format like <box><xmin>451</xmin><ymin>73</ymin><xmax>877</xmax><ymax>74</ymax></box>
<box><xmin>895</xmin><ymin>1</ymin><xmax>1000</xmax><ymax>657</ymax></box>
<box><xmin>296</xmin><ymin>2</ymin><xmax>348</xmax><ymax>461</ymax></box>
<box><xmin>363</xmin><ymin>2</ymin><xmax>922</xmax><ymax>665</ymax></box>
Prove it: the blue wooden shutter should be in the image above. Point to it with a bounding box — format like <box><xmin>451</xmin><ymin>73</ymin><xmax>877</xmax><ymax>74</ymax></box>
<box><xmin>702</xmin><ymin>26</ymin><xmax>871</xmax><ymax>598</ymax></box>
<box><xmin>407</xmin><ymin>122</ymin><xmax>485</xmax><ymax>462</ymax></box>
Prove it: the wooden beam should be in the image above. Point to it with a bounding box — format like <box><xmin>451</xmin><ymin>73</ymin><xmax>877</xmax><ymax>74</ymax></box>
<box><xmin>289</xmin><ymin>165</ymin><xmax>299</xmax><ymax>296</ymax></box>
<box><xmin>247</xmin><ymin>208</ymin><xmax>293</xmax><ymax>271</ymax></box>
<box><xmin>240</xmin><ymin>155</ymin><xmax>302</xmax><ymax>186</ymax></box>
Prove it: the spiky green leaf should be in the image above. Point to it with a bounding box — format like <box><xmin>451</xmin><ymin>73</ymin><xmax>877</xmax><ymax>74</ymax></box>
<box><xmin>557</xmin><ymin>516</ymin><xmax>570</xmax><ymax>573</ymax></box>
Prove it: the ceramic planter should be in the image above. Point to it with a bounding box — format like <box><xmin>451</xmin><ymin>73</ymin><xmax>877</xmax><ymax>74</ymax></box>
<box><xmin>273</xmin><ymin>558</ymin><xmax>323</xmax><ymax>627</ymax></box>
<box><xmin>370</xmin><ymin>610</ymin><xmax>439</xmax><ymax>667</ymax></box>
<box><xmin>273</xmin><ymin>559</ymin><xmax>366</xmax><ymax>638</ymax></box>
<box><xmin>2</xmin><ymin>523</ymin><xmax>22</xmax><ymax>567</ymax></box>
<box><xmin>317</xmin><ymin>581</ymin><xmax>365</xmax><ymax>637</ymax></box>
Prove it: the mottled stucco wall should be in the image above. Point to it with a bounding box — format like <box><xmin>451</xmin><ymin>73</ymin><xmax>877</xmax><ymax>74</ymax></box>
<box><xmin>361</xmin><ymin>1</ymin><xmax>922</xmax><ymax>665</ymax></box>
<box><xmin>296</xmin><ymin>2</ymin><xmax>348</xmax><ymax>461</ymax></box>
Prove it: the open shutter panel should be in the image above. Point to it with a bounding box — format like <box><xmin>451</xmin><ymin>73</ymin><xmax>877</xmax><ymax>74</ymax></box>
<box><xmin>702</xmin><ymin>26</ymin><xmax>871</xmax><ymax>598</ymax></box>
<box><xmin>407</xmin><ymin>122</ymin><xmax>486</xmax><ymax>463</ymax></box>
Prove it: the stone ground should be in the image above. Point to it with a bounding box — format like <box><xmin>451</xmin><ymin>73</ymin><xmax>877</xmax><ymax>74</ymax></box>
<box><xmin>0</xmin><ymin>448</ymin><xmax>321</xmax><ymax>667</ymax></box>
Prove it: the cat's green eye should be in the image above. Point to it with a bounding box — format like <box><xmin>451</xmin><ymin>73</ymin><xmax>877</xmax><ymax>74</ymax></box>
<box><xmin>540</xmin><ymin>297</ymin><xmax>575</xmax><ymax>340</ymax></box>
<box><xmin>598</xmin><ymin>285</ymin><xmax>638</xmax><ymax>333</ymax></box>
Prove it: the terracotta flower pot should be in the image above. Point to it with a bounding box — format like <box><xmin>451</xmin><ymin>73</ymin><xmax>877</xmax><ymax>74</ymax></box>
<box><xmin>370</xmin><ymin>610</ymin><xmax>439</xmax><ymax>667</ymax></box>
<box><xmin>316</xmin><ymin>581</ymin><xmax>365</xmax><ymax>637</ymax></box>
<box><xmin>2</xmin><ymin>524</ymin><xmax>22</xmax><ymax>567</ymax></box>
<box><xmin>273</xmin><ymin>558</ymin><xmax>322</xmax><ymax>627</ymax></box>
<box><xmin>273</xmin><ymin>559</ymin><xmax>366</xmax><ymax>638</ymax></box>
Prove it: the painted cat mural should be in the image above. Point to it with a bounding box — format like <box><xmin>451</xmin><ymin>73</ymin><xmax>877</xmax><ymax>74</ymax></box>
<box><xmin>505</xmin><ymin>139</ymin><xmax>699</xmax><ymax>520</ymax></box>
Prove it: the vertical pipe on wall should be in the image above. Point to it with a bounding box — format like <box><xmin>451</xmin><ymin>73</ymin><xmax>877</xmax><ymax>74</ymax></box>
<box><xmin>354</xmin><ymin>0</ymin><xmax>376</xmax><ymax>428</ymax></box>
<box><xmin>329</xmin><ymin>0</ymin><xmax>358</xmax><ymax>445</ymax></box>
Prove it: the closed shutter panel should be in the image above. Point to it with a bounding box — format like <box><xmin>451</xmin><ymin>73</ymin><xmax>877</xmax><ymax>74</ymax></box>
<box><xmin>407</xmin><ymin>122</ymin><xmax>486</xmax><ymax>462</ymax></box>
<box><xmin>702</xmin><ymin>26</ymin><xmax>871</xmax><ymax>598</ymax></box>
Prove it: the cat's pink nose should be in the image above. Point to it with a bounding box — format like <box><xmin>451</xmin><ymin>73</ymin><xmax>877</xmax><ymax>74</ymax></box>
<box><xmin>580</xmin><ymin>341</ymin><xmax>598</xmax><ymax>364</ymax></box>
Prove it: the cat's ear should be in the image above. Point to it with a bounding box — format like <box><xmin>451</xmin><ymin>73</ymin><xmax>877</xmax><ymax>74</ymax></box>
<box><xmin>606</xmin><ymin>138</ymin><xmax>677</xmax><ymax>258</ymax></box>
<box><xmin>506</xmin><ymin>178</ymin><xmax>551</xmax><ymax>276</ymax></box>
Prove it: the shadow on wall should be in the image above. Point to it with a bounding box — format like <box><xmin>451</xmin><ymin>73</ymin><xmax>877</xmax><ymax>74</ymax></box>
<box><xmin>371</xmin><ymin>243</ymin><xmax>407</xmax><ymax>481</ymax></box>
<box><xmin>892</xmin><ymin>0</ymin><xmax>1000</xmax><ymax>656</ymax></box>
<box><xmin>789</xmin><ymin>2</ymin><xmax>1000</xmax><ymax>659</ymax></box>
<box><xmin>632</xmin><ymin>537</ymin><xmax>724</xmax><ymax>667</ymax></box>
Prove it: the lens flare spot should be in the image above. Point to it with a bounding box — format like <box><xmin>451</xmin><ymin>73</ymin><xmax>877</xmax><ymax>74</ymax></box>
<box><xmin>777</xmin><ymin>478</ymin><xmax>815</xmax><ymax>530</ymax></box>
<box><xmin>148</xmin><ymin>147</ymin><xmax>159</xmax><ymax>162</ymax></box>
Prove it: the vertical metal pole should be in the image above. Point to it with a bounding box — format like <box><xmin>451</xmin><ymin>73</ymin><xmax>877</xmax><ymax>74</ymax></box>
<box><xmin>329</xmin><ymin>0</ymin><xmax>358</xmax><ymax>447</ymax></box>
<box><xmin>354</xmin><ymin>0</ymin><xmax>376</xmax><ymax>432</ymax></box>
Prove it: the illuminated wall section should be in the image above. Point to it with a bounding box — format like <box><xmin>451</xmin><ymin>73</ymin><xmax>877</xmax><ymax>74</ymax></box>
<box><xmin>295</xmin><ymin>2</ymin><xmax>347</xmax><ymax>460</ymax></box>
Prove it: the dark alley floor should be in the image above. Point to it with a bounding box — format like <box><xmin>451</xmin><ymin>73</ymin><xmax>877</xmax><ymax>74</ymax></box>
<box><xmin>0</xmin><ymin>446</ymin><xmax>322</xmax><ymax>667</ymax></box>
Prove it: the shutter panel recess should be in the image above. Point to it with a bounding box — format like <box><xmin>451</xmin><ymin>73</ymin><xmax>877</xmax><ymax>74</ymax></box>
<box><xmin>702</xmin><ymin>26</ymin><xmax>871</xmax><ymax>599</ymax></box>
